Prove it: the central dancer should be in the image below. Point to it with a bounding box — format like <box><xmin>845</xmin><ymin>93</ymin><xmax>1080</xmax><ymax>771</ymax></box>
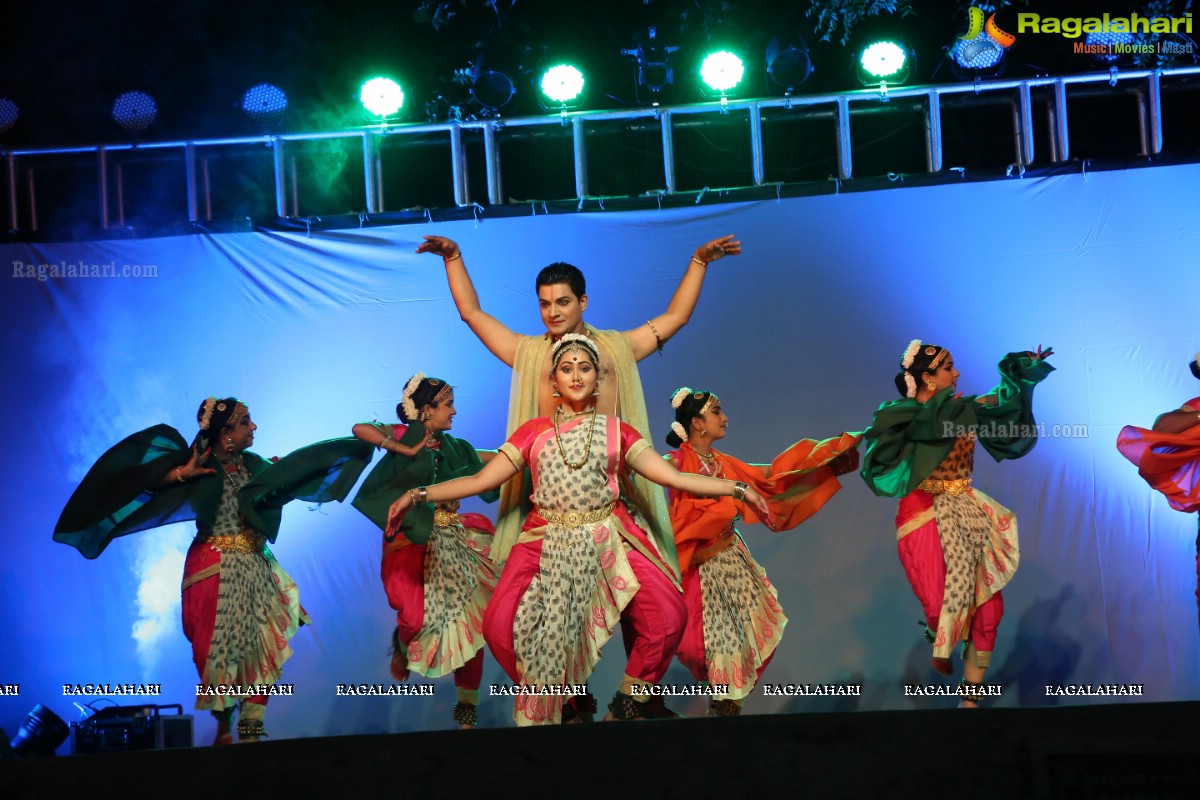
<box><xmin>386</xmin><ymin>334</ymin><xmax>773</xmax><ymax>725</ymax></box>
<box><xmin>416</xmin><ymin>233</ymin><xmax>741</xmax><ymax>572</ymax></box>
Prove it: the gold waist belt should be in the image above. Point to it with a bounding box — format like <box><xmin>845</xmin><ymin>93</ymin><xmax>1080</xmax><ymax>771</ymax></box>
<box><xmin>201</xmin><ymin>530</ymin><xmax>266</xmax><ymax>554</ymax></box>
<box><xmin>535</xmin><ymin>502</ymin><xmax>616</xmax><ymax>528</ymax></box>
<box><xmin>693</xmin><ymin>524</ymin><xmax>737</xmax><ymax>565</ymax></box>
<box><xmin>433</xmin><ymin>507</ymin><xmax>461</xmax><ymax>528</ymax></box>
<box><xmin>918</xmin><ymin>477</ymin><xmax>973</xmax><ymax>496</ymax></box>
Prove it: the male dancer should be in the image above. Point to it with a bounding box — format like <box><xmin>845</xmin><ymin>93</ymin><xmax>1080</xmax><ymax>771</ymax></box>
<box><xmin>415</xmin><ymin>233</ymin><xmax>738</xmax><ymax>719</ymax></box>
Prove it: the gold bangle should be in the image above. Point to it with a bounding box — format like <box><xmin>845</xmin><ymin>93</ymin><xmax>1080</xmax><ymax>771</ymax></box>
<box><xmin>175</xmin><ymin>467</ymin><xmax>185</xmax><ymax>483</ymax></box>
<box><xmin>418</xmin><ymin>486</ymin><xmax>428</xmax><ymax>504</ymax></box>
<box><xmin>444</xmin><ymin>252</ymin><xmax>462</xmax><ymax>262</ymax></box>
<box><xmin>690</xmin><ymin>256</ymin><xmax>706</xmax><ymax>268</ymax></box>
<box><xmin>645</xmin><ymin>319</ymin><xmax>663</xmax><ymax>353</ymax></box>
<box><xmin>378</xmin><ymin>433</ymin><xmax>394</xmax><ymax>451</ymax></box>
<box><xmin>732</xmin><ymin>481</ymin><xmax>748</xmax><ymax>501</ymax></box>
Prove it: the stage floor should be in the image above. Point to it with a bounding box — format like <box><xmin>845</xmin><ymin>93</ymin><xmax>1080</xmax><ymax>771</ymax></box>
<box><xmin>4</xmin><ymin>701</ymin><xmax>1198</xmax><ymax>799</ymax></box>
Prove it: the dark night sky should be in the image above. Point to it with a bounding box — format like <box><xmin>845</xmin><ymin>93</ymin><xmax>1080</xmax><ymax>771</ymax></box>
<box><xmin>3</xmin><ymin>0</ymin><xmax>1146</xmax><ymax>149</ymax></box>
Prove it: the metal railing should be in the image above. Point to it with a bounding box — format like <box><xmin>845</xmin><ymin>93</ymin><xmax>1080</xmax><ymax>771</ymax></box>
<box><xmin>5</xmin><ymin>65</ymin><xmax>1199</xmax><ymax>234</ymax></box>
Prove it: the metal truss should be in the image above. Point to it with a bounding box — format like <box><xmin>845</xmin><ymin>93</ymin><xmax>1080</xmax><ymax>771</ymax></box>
<box><xmin>5</xmin><ymin>66</ymin><xmax>1200</xmax><ymax>233</ymax></box>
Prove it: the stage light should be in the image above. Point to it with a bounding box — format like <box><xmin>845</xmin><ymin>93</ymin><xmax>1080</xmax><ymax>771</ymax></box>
<box><xmin>471</xmin><ymin>69</ymin><xmax>516</xmax><ymax>112</ymax></box>
<box><xmin>241</xmin><ymin>83</ymin><xmax>288</xmax><ymax>127</ymax></box>
<box><xmin>8</xmin><ymin>704</ymin><xmax>69</xmax><ymax>758</ymax></box>
<box><xmin>858</xmin><ymin>40</ymin><xmax>910</xmax><ymax>87</ymax></box>
<box><xmin>360</xmin><ymin>77</ymin><xmax>405</xmax><ymax>119</ymax></box>
<box><xmin>950</xmin><ymin>8</ymin><xmax>1014</xmax><ymax>77</ymax></box>
<box><xmin>765</xmin><ymin>37</ymin><xmax>813</xmax><ymax>94</ymax></box>
<box><xmin>622</xmin><ymin>27</ymin><xmax>680</xmax><ymax>98</ymax></box>
<box><xmin>112</xmin><ymin>91</ymin><xmax>157</xmax><ymax>133</ymax></box>
<box><xmin>538</xmin><ymin>64</ymin><xmax>585</xmax><ymax>109</ymax></box>
<box><xmin>1083</xmin><ymin>30</ymin><xmax>1136</xmax><ymax>64</ymax></box>
<box><xmin>699</xmin><ymin>50</ymin><xmax>746</xmax><ymax>96</ymax></box>
<box><xmin>0</xmin><ymin>98</ymin><xmax>17</xmax><ymax>135</ymax></box>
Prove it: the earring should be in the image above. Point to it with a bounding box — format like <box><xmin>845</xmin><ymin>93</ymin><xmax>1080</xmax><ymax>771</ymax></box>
<box><xmin>552</xmin><ymin>388</ymin><xmax>561</xmax><ymax>398</ymax></box>
<box><xmin>926</xmin><ymin>382</ymin><xmax>936</xmax><ymax>392</ymax></box>
<box><xmin>224</xmin><ymin>436</ymin><xmax>234</xmax><ymax>454</ymax></box>
<box><xmin>592</xmin><ymin>385</ymin><xmax>600</xmax><ymax>396</ymax></box>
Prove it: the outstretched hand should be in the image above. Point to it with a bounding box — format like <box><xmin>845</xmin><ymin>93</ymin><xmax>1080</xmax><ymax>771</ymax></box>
<box><xmin>416</xmin><ymin>235</ymin><xmax>460</xmax><ymax>260</ymax></box>
<box><xmin>1026</xmin><ymin>344</ymin><xmax>1054</xmax><ymax>361</ymax></box>
<box><xmin>385</xmin><ymin>493</ymin><xmax>415</xmax><ymax>536</ymax></box>
<box><xmin>183</xmin><ymin>445</ymin><xmax>217</xmax><ymax>480</ymax></box>
<box><xmin>744</xmin><ymin>487</ymin><xmax>776</xmax><ymax>531</ymax></box>
<box><xmin>694</xmin><ymin>234</ymin><xmax>741</xmax><ymax>265</ymax></box>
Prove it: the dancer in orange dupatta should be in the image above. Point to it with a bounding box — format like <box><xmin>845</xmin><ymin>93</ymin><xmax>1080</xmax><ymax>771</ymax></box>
<box><xmin>1117</xmin><ymin>353</ymin><xmax>1200</xmax><ymax>631</ymax></box>
<box><xmin>665</xmin><ymin>388</ymin><xmax>860</xmax><ymax>715</ymax></box>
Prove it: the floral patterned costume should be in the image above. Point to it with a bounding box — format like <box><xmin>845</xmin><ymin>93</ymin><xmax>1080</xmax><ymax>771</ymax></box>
<box><xmin>483</xmin><ymin>413</ymin><xmax>685</xmax><ymax>726</ymax></box>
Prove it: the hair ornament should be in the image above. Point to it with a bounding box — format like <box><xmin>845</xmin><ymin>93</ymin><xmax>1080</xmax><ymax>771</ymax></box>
<box><xmin>670</xmin><ymin>421</ymin><xmax>689</xmax><ymax>443</ymax></box>
<box><xmin>670</xmin><ymin>387</ymin><xmax>691</xmax><ymax>409</ymax></box>
<box><xmin>552</xmin><ymin>333</ymin><xmax>600</xmax><ymax>366</ymax></box>
<box><xmin>401</xmin><ymin>372</ymin><xmax>424</xmax><ymax>422</ymax></box>
<box><xmin>901</xmin><ymin>339</ymin><xmax>922</xmax><ymax>369</ymax></box>
<box><xmin>198</xmin><ymin>397</ymin><xmax>217</xmax><ymax>431</ymax></box>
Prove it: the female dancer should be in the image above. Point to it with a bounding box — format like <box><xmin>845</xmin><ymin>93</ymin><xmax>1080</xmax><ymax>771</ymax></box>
<box><xmin>861</xmin><ymin>342</ymin><xmax>1052</xmax><ymax>706</ymax></box>
<box><xmin>665</xmin><ymin>388</ymin><xmax>860</xmax><ymax>716</ymax></box>
<box><xmin>1117</xmin><ymin>353</ymin><xmax>1200</xmax><ymax>631</ymax></box>
<box><xmin>385</xmin><ymin>334</ymin><xmax>773</xmax><ymax>725</ymax></box>
<box><xmin>352</xmin><ymin>374</ymin><xmax>499</xmax><ymax>729</ymax></box>
<box><xmin>55</xmin><ymin>398</ymin><xmax>373</xmax><ymax>742</ymax></box>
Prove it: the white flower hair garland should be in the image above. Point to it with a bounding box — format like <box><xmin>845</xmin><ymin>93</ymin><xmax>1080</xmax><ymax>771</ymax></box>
<box><xmin>670</xmin><ymin>421</ymin><xmax>689</xmax><ymax>442</ymax></box>
<box><xmin>198</xmin><ymin>397</ymin><xmax>217</xmax><ymax>431</ymax></box>
<box><xmin>900</xmin><ymin>340</ymin><xmax>922</xmax><ymax>398</ymax></box>
<box><xmin>670</xmin><ymin>387</ymin><xmax>691</xmax><ymax>409</ymax></box>
<box><xmin>401</xmin><ymin>373</ymin><xmax>424</xmax><ymax>421</ymax></box>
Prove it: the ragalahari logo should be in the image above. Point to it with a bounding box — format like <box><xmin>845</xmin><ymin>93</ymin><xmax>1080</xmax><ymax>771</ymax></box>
<box><xmin>952</xmin><ymin>7</ymin><xmax>1017</xmax><ymax>70</ymax></box>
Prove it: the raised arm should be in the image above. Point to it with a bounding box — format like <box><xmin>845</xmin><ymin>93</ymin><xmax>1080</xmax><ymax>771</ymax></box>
<box><xmin>630</xmin><ymin>446</ymin><xmax>773</xmax><ymax>527</ymax></box>
<box><xmin>625</xmin><ymin>235</ymin><xmax>741</xmax><ymax>361</ymax></box>
<box><xmin>385</xmin><ymin>448</ymin><xmax>520</xmax><ymax>534</ymax></box>
<box><xmin>153</xmin><ymin>445</ymin><xmax>215</xmax><ymax>489</ymax></box>
<box><xmin>352</xmin><ymin>422</ymin><xmax>425</xmax><ymax>457</ymax></box>
<box><xmin>976</xmin><ymin>346</ymin><xmax>1054</xmax><ymax>406</ymax></box>
<box><xmin>417</xmin><ymin>235</ymin><xmax>522</xmax><ymax>366</ymax></box>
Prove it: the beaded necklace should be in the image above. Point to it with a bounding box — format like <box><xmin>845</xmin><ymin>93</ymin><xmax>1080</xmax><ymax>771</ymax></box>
<box><xmin>694</xmin><ymin>449</ymin><xmax>722</xmax><ymax>478</ymax></box>
<box><xmin>553</xmin><ymin>406</ymin><xmax>597</xmax><ymax>470</ymax></box>
<box><xmin>219</xmin><ymin>455</ymin><xmax>248</xmax><ymax>492</ymax></box>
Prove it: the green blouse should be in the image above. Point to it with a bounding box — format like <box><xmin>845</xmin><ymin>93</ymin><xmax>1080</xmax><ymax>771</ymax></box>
<box><xmin>351</xmin><ymin>421</ymin><xmax>498</xmax><ymax>546</ymax></box>
<box><xmin>860</xmin><ymin>352</ymin><xmax>1054</xmax><ymax>498</ymax></box>
<box><xmin>55</xmin><ymin>424</ymin><xmax>374</xmax><ymax>559</ymax></box>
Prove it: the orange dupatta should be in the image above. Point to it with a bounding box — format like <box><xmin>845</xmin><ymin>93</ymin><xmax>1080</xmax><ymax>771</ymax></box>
<box><xmin>669</xmin><ymin>432</ymin><xmax>862</xmax><ymax>575</ymax></box>
<box><xmin>1117</xmin><ymin>398</ymin><xmax>1200</xmax><ymax>512</ymax></box>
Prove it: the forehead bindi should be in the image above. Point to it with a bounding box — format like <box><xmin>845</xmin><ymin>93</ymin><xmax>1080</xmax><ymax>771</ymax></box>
<box><xmin>559</xmin><ymin>352</ymin><xmax>594</xmax><ymax>367</ymax></box>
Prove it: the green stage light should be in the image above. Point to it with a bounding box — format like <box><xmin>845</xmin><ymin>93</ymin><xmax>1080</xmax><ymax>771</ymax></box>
<box><xmin>699</xmin><ymin>50</ymin><xmax>745</xmax><ymax>94</ymax></box>
<box><xmin>539</xmin><ymin>64</ymin><xmax>585</xmax><ymax>107</ymax></box>
<box><xmin>859</xmin><ymin>41</ymin><xmax>908</xmax><ymax>84</ymax></box>
<box><xmin>360</xmin><ymin>77</ymin><xmax>404</xmax><ymax>119</ymax></box>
